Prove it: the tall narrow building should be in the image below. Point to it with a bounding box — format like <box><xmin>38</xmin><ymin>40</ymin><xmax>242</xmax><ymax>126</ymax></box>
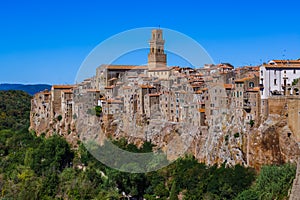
<box><xmin>148</xmin><ymin>29</ymin><xmax>167</xmax><ymax>69</ymax></box>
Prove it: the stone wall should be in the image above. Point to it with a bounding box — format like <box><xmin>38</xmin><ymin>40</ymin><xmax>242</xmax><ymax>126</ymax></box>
<box><xmin>268</xmin><ymin>97</ymin><xmax>286</xmax><ymax>115</ymax></box>
<box><xmin>288</xmin><ymin>98</ymin><xmax>300</xmax><ymax>142</ymax></box>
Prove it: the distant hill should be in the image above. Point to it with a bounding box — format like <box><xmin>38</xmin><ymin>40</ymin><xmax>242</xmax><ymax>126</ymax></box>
<box><xmin>0</xmin><ymin>83</ymin><xmax>51</xmax><ymax>95</ymax></box>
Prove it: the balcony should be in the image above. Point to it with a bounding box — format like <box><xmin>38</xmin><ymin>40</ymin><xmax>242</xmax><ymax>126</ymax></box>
<box><xmin>259</xmin><ymin>84</ymin><xmax>264</xmax><ymax>90</ymax></box>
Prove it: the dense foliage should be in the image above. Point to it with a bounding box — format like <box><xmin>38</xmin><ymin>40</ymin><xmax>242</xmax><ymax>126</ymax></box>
<box><xmin>0</xmin><ymin>90</ymin><xmax>31</xmax><ymax>130</ymax></box>
<box><xmin>236</xmin><ymin>164</ymin><xmax>296</xmax><ymax>200</ymax></box>
<box><xmin>0</xmin><ymin>90</ymin><xmax>296</xmax><ymax>199</ymax></box>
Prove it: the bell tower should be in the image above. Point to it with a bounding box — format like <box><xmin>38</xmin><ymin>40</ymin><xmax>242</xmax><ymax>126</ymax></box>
<box><xmin>148</xmin><ymin>29</ymin><xmax>167</xmax><ymax>69</ymax></box>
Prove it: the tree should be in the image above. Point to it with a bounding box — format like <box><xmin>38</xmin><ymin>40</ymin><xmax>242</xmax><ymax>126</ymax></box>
<box><xmin>169</xmin><ymin>181</ymin><xmax>178</xmax><ymax>200</ymax></box>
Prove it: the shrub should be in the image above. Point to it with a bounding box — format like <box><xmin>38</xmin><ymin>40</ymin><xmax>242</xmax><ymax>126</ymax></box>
<box><xmin>234</xmin><ymin>132</ymin><xmax>240</xmax><ymax>138</ymax></box>
<box><xmin>95</xmin><ymin>106</ymin><xmax>102</xmax><ymax>117</ymax></box>
<box><xmin>57</xmin><ymin>115</ymin><xmax>62</xmax><ymax>121</ymax></box>
<box><xmin>249</xmin><ymin>120</ymin><xmax>254</xmax><ymax>127</ymax></box>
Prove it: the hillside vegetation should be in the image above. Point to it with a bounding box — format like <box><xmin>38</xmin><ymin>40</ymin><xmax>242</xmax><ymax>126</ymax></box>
<box><xmin>0</xmin><ymin>90</ymin><xmax>31</xmax><ymax>130</ymax></box>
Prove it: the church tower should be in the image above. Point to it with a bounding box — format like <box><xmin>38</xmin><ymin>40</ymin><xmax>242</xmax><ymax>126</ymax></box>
<box><xmin>148</xmin><ymin>29</ymin><xmax>167</xmax><ymax>69</ymax></box>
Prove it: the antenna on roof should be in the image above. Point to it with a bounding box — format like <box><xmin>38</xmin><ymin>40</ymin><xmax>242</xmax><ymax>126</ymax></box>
<box><xmin>282</xmin><ymin>49</ymin><xmax>286</xmax><ymax>60</ymax></box>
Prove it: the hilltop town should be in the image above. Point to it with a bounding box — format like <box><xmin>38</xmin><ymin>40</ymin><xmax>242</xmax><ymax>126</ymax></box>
<box><xmin>30</xmin><ymin>29</ymin><xmax>300</xmax><ymax>169</ymax></box>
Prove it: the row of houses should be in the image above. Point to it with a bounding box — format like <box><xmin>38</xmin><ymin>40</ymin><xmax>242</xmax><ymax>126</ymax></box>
<box><xmin>30</xmin><ymin>29</ymin><xmax>300</xmax><ymax>140</ymax></box>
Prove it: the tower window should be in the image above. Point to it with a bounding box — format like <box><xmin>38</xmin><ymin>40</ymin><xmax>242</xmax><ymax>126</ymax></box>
<box><xmin>294</xmin><ymin>69</ymin><xmax>296</xmax><ymax>74</ymax></box>
<box><xmin>158</xmin><ymin>33</ymin><xmax>160</xmax><ymax>38</ymax></box>
<box><xmin>151</xmin><ymin>48</ymin><xmax>154</xmax><ymax>53</ymax></box>
<box><xmin>274</xmin><ymin>79</ymin><xmax>277</xmax><ymax>85</ymax></box>
<box><xmin>153</xmin><ymin>34</ymin><xmax>155</xmax><ymax>39</ymax></box>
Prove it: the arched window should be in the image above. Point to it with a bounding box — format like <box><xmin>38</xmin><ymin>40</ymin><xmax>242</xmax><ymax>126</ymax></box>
<box><xmin>249</xmin><ymin>82</ymin><xmax>254</xmax><ymax>88</ymax></box>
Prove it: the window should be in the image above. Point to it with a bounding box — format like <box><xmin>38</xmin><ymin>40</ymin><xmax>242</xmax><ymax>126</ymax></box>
<box><xmin>294</xmin><ymin>69</ymin><xmax>296</xmax><ymax>74</ymax></box>
<box><xmin>249</xmin><ymin>82</ymin><xmax>254</xmax><ymax>88</ymax></box>
<box><xmin>274</xmin><ymin>70</ymin><xmax>276</xmax><ymax>75</ymax></box>
<box><xmin>274</xmin><ymin>79</ymin><xmax>277</xmax><ymax>85</ymax></box>
<box><xmin>158</xmin><ymin>33</ymin><xmax>160</xmax><ymax>38</ymax></box>
<box><xmin>261</xmin><ymin>70</ymin><xmax>263</xmax><ymax>76</ymax></box>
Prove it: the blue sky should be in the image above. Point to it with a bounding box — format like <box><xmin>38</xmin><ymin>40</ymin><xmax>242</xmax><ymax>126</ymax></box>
<box><xmin>0</xmin><ymin>0</ymin><xmax>300</xmax><ymax>84</ymax></box>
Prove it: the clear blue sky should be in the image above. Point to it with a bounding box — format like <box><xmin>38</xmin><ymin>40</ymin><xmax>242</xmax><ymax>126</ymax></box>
<box><xmin>1</xmin><ymin>0</ymin><xmax>300</xmax><ymax>84</ymax></box>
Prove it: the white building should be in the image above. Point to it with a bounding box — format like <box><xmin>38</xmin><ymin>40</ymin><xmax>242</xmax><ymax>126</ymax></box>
<box><xmin>260</xmin><ymin>59</ymin><xmax>300</xmax><ymax>99</ymax></box>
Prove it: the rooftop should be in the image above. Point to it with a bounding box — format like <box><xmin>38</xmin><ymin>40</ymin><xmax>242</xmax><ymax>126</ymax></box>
<box><xmin>104</xmin><ymin>65</ymin><xmax>148</xmax><ymax>70</ymax></box>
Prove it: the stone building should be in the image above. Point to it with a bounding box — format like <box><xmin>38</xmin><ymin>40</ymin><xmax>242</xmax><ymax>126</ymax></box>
<box><xmin>260</xmin><ymin>59</ymin><xmax>300</xmax><ymax>120</ymax></box>
<box><xmin>51</xmin><ymin>85</ymin><xmax>74</xmax><ymax>119</ymax></box>
<box><xmin>30</xmin><ymin>90</ymin><xmax>52</xmax><ymax>135</ymax></box>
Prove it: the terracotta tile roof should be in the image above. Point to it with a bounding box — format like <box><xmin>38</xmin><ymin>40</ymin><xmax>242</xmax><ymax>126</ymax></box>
<box><xmin>224</xmin><ymin>84</ymin><xmax>234</xmax><ymax>89</ymax></box>
<box><xmin>247</xmin><ymin>87</ymin><xmax>260</xmax><ymax>92</ymax></box>
<box><xmin>87</xmin><ymin>89</ymin><xmax>100</xmax><ymax>92</ymax></box>
<box><xmin>270</xmin><ymin>60</ymin><xmax>300</xmax><ymax>64</ymax></box>
<box><xmin>264</xmin><ymin>64</ymin><xmax>300</xmax><ymax>69</ymax></box>
<box><xmin>122</xmin><ymin>86</ymin><xmax>132</xmax><ymax>90</ymax></box>
<box><xmin>139</xmin><ymin>85</ymin><xmax>154</xmax><ymax>89</ymax></box>
<box><xmin>235</xmin><ymin>76</ymin><xmax>254</xmax><ymax>83</ymax></box>
<box><xmin>200</xmin><ymin>88</ymin><xmax>208</xmax><ymax>91</ymax></box>
<box><xmin>198</xmin><ymin>108</ymin><xmax>206</xmax><ymax>113</ymax></box>
<box><xmin>102</xmin><ymin>99</ymin><xmax>123</xmax><ymax>104</ymax></box>
<box><xmin>138</xmin><ymin>74</ymin><xmax>148</xmax><ymax>78</ymax></box>
<box><xmin>105</xmin><ymin>85</ymin><xmax>115</xmax><ymax>89</ymax></box>
<box><xmin>148</xmin><ymin>93</ymin><xmax>161</xmax><ymax>97</ymax></box>
<box><xmin>105</xmin><ymin>65</ymin><xmax>148</xmax><ymax>70</ymax></box>
<box><xmin>108</xmin><ymin>77</ymin><xmax>118</xmax><ymax>81</ymax></box>
<box><xmin>195</xmin><ymin>90</ymin><xmax>203</xmax><ymax>94</ymax></box>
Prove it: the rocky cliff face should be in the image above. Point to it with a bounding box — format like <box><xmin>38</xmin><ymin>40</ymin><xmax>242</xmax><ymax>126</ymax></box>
<box><xmin>73</xmin><ymin>109</ymin><xmax>300</xmax><ymax>170</ymax></box>
<box><xmin>30</xmin><ymin>92</ymin><xmax>300</xmax><ymax>170</ymax></box>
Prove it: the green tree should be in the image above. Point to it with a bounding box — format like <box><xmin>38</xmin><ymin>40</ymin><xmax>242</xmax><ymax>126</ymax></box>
<box><xmin>169</xmin><ymin>181</ymin><xmax>178</xmax><ymax>200</ymax></box>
